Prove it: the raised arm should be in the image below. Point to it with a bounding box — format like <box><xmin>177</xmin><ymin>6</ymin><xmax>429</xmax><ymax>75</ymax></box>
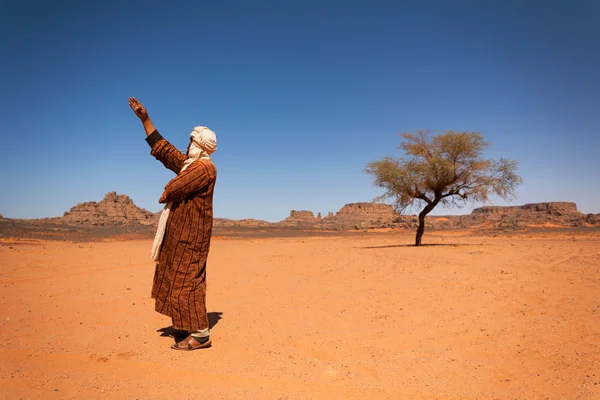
<box><xmin>129</xmin><ymin>97</ymin><xmax>156</xmax><ymax>136</ymax></box>
<box><xmin>129</xmin><ymin>97</ymin><xmax>186</xmax><ymax>173</ymax></box>
<box><xmin>146</xmin><ymin>131</ymin><xmax>187</xmax><ymax>173</ymax></box>
<box><xmin>159</xmin><ymin>160</ymin><xmax>216</xmax><ymax>204</ymax></box>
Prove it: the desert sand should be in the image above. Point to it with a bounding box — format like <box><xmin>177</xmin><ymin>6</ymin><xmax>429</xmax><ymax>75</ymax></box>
<box><xmin>1</xmin><ymin>230</ymin><xmax>599</xmax><ymax>399</ymax></box>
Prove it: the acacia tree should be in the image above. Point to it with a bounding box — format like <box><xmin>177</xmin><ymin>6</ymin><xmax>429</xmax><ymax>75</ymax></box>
<box><xmin>365</xmin><ymin>130</ymin><xmax>522</xmax><ymax>246</ymax></box>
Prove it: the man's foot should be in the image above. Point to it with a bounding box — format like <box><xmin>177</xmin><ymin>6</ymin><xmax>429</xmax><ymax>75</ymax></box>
<box><xmin>171</xmin><ymin>334</ymin><xmax>212</xmax><ymax>351</ymax></box>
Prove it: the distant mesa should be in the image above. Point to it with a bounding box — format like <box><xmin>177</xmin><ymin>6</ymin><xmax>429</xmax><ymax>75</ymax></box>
<box><xmin>282</xmin><ymin>203</ymin><xmax>403</xmax><ymax>230</ymax></box>
<box><xmin>466</xmin><ymin>202</ymin><xmax>587</xmax><ymax>228</ymax></box>
<box><xmin>322</xmin><ymin>202</ymin><xmax>403</xmax><ymax>230</ymax></box>
<box><xmin>283</xmin><ymin>210</ymin><xmax>322</xmax><ymax>226</ymax></box>
<box><xmin>60</xmin><ymin>191</ymin><xmax>158</xmax><ymax>226</ymax></box>
<box><xmin>3</xmin><ymin>193</ymin><xmax>599</xmax><ymax>230</ymax></box>
<box><xmin>472</xmin><ymin>202</ymin><xmax>579</xmax><ymax>216</ymax></box>
<box><xmin>214</xmin><ymin>218</ymin><xmax>272</xmax><ymax>228</ymax></box>
<box><xmin>279</xmin><ymin>201</ymin><xmax>599</xmax><ymax>230</ymax></box>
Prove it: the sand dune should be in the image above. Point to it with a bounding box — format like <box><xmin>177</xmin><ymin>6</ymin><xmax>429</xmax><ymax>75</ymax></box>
<box><xmin>1</xmin><ymin>230</ymin><xmax>599</xmax><ymax>399</ymax></box>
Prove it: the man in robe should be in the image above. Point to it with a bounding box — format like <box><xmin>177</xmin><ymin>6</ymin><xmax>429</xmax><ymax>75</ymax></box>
<box><xmin>129</xmin><ymin>97</ymin><xmax>217</xmax><ymax>350</ymax></box>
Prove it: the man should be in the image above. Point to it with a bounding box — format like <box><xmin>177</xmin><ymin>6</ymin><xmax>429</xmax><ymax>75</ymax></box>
<box><xmin>129</xmin><ymin>97</ymin><xmax>217</xmax><ymax>350</ymax></box>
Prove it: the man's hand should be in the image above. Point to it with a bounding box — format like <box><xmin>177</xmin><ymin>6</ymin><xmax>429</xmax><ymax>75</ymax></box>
<box><xmin>129</xmin><ymin>97</ymin><xmax>149</xmax><ymax>122</ymax></box>
<box><xmin>129</xmin><ymin>97</ymin><xmax>156</xmax><ymax>136</ymax></box>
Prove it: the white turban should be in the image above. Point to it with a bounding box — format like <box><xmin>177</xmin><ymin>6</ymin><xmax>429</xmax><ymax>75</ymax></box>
<box><xmin>184</xmin><ymin>126</ymin><xmax>217</xmax><ymax>166</ymax></box>
<box><xmin>191</xmin><ymin>126</ymin><xmax>217</xmax><ymax>154</ymax></box>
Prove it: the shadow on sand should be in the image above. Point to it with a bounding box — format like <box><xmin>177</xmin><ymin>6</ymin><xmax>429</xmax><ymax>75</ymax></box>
<box><xmin>157</xmin><ymin>312</ymin><xmax>223</xmax><ymax>342</ymax></box>
<box><xmin>361</xmin><ymin>243</ymin><xmax>484</xmax><ymax>249</ymax></box>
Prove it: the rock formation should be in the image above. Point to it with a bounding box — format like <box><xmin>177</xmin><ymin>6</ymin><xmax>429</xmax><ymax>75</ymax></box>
<box><xmin>282</xmin><ymin>210</ymin><xmax>322</xmax><ymax>226</ymax></box>
<box><xmin>214</xmin><ymin>218</ymin><xmax>272</xmax><ymax>228</ymax></box>
<box><xmin>321</xmin><ymin>202</ymin><xmax>406</xmax><ymax>230</ymax></box>
<box><xmin>586</xmin><ymin>214</ymin><xmax>600</xmax><ymax>225</ymax></box>
<box><xmin>464</xmin><ymin>202</ymin><xmax>588</xmax><ymax>228</ymax></box>
<box><xmin>331</xmin><ymin>203</ymin><xmax>397</xmax><ymax>220</ymax></box>
<box><xmin>279</xmin><ymin>201</ymin><xmax>598</xmax><ymax>230</ymax></box>
<box><xmin>60</xmin><ymin>192</ymin><xmax>158</xmax><ymax>226</ymax></box>
<box><xmin>472</xmin><ymin>202</ymin><xmax>578</xmax><ymax>217</ymax></box>
<box><xmin>12</xmin><ymin>192</ymin><xmax>598</xmax><ymax>232</ymax></box>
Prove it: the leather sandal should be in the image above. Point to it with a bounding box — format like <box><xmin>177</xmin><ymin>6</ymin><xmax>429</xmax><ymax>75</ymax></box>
<box><xmin>171</xmin><ymin>334</ymin><xmax>212</xmax><ymax>351</ymax></box>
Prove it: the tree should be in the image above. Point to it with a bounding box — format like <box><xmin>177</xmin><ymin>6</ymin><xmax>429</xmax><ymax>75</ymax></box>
<box><xmin>365</xmin><ymin>130</ymin><xmax>522</xmax><ymax>246</ymax></box>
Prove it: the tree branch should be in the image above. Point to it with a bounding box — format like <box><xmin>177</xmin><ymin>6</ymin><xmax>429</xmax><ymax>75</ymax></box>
<box><xmin>416</xmin><ymin>193</ymin><xmax>432</xmax><ymax>204</ymax></box>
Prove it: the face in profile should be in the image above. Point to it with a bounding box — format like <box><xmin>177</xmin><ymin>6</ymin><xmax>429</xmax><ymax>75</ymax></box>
<box><xmin>185</xmin><ymin>137</ymin><xmax>193</xmax><ymax>156</ymax></box>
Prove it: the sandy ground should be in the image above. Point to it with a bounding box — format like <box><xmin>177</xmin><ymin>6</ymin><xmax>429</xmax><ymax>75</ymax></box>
<box><xmin>1</xmin><ymin>230</ymin><xmax>599</xmax><ymax>399</ymax></box>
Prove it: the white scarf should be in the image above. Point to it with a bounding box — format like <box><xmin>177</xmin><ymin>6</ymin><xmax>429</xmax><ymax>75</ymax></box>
<box><xmin>151</xmin><ymin>127</ymin><xmax>217</xmax><ymax>261</ymax></box>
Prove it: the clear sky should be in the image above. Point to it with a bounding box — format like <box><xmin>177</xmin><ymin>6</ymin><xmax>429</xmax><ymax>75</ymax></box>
<box><xmin>1</xmin><ymin>0</ymin><xmax>598</xmax><ymax>221</ymax></box>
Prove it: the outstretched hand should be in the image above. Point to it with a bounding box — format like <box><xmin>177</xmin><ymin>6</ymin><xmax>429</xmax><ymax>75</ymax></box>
<box><xmin>129</xmin><ymin>97</ymin><xmax>149</xmax><ymax>121</ymax></box>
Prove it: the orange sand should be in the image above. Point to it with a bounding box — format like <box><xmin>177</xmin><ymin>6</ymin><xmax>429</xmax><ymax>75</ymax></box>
<box><xmin>1</xmin><ymin>231</ymin><xmax>599</xmax><ymax>399</ymax></box>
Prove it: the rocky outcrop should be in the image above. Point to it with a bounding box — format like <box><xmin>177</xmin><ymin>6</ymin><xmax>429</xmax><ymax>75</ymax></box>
<box><xmin>60</xmin><ymin>192</ymin><xmax>158</xmax><ymax>226</ymax></box>
<box><xmin>321</xmin><ymin>203</ymin><xmax>405</xmax><ymax>230</ymax></box>
<box><xmin>282</xmin><ymin>210</ymin><xmax>322</xmax><ymax>226</ymax></box>
<box><xmin>214</xmin><ymin>218</ymin><xmax>272</xmax><ymax>228</ymax></box>
<box><xmin>466</xmin><ymin>202</ymin><xmax>587</xmax><ymax>228</ymax></box>
<box><xmin>331</xmin><ymin>203</ymin><xmax>397</xmax><ymax>220</ymax></box>
<box><xmin>472</xmin><ymin>202</ymin><xmax>578</xmax><ymax>217</ymax></box>
<box><xmin>277</xmin><ymin>202</ymin><xmax>598</xmax><ymax>231</ymax></box>
<box><xmin>11</xmin><ymin>194</ymin><xmax>598</xmax><ymax>232</ymax></box>
<box><xmin>586</xmin><ymin>214</ymin><xmax>600</xmax><ymax>225</ymax></box>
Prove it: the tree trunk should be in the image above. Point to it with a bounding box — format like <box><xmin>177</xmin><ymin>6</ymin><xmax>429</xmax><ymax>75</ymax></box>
<box><xmin>415</xmin><ymin>201</ymin><xmax>439</xmax><ymax>246</ymax></box>
<box><xmin>415</xmin><ymin>211</ymin><xmax>428</xmax><ymax>246</ymax></box>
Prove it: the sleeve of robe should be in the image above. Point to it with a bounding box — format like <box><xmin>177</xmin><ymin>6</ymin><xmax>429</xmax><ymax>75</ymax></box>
<box><xmin>158</xmin><ymin>160</ymin><xmax>214</xmax><ymax>204</ymax></box>
<box><xmin>145</xmin><ymin>130</ymin><xmax>187</xmax><ymax>174</ymax></box>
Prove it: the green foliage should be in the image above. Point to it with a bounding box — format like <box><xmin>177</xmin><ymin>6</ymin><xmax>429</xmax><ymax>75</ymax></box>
<box><xmin>365</xmin><ymin>130</ymin><xmax>522</xmax><ymax>213</ymax></box>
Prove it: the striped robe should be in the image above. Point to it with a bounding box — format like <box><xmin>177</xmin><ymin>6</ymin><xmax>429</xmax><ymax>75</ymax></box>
<box><xmin>146</xmin><ymin>130</ymin><xmax>217</xmax><ymax>331</ymax></box>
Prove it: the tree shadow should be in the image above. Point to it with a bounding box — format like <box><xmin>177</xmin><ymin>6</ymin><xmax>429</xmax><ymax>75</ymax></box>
<box><xmin>157</xmin><ymin>311</ymin><xmax>223</xmax><ymax>342</ymax></box>
<box><xmin>361</xmin><ymin>243</ymin><xmax>484</xmax><ymax>249</ymax></box>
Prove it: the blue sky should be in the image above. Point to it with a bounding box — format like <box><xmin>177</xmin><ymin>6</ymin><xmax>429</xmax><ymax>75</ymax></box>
<box><xmin>1</xmin><ymin>0</ymin><xmax>598</xmax><ymax>221</ymax></box>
